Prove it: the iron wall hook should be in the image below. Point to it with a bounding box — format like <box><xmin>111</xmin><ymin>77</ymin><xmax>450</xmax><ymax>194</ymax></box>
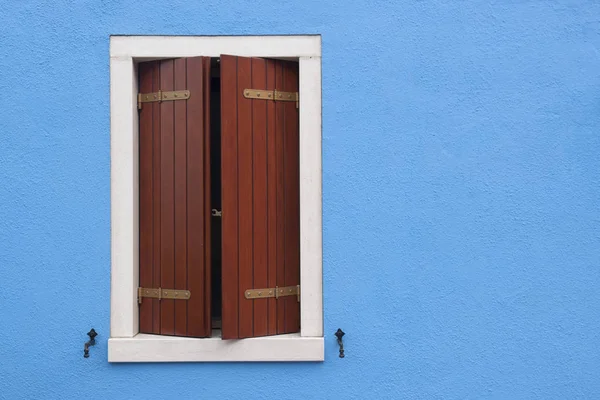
<box><xmin>335</xmin><ymin>328</ymin><xmax>345</xmax><ymax>358</ymax></box>
<box><xmin>84</xmin><ymin>329</ymin><xmax>97</xmax><ymax>358</ymax></box>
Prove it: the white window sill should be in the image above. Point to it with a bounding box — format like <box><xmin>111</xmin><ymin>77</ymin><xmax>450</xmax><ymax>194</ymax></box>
<box><xmin>108</xmin><ymin>332</ymin><xmax>324</xmax><ymax>362</ymax></box>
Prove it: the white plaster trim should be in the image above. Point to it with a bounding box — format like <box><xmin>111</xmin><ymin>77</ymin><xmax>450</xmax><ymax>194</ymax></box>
<box><xmin>109</xmin><ymin>334</ymin><xmax>324</xmax><ymax>362</ymax></box>
<box><xmin>109</xmin><ymin>36</ymin><xmax>323</xmax><ymax>362</ymax></box>
<box><xmin>110</xmin><ymin>56</ymin><xmax>139</xmax><ymax>338</ymax></box>
<box><xmin>110</xmin><ymin>35</ymin><xmax>321</xmax><ymax>59</ymax></box>
<box><xmin>298</xmin><ymin>56</ymin><xmax>323</xmax><ymax>337</ymax></box>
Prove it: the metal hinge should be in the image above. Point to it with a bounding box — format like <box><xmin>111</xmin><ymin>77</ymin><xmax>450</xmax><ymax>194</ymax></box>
<box><xmin>243</xmin><ymin>89</ymin><xmax>299</xmax><ymax>108</ymax></box>
<box><xmin>244</xmin><ymin>285</ymin><xmax>300</xmax><ymax>302</ymax></box>
<box><xmin>138</xmin><ymin>89</ymin><xmax>191</xmax><ymax>109</ymax></box>
<box><xmin>137</xmin><ymin>287</ymin><xmax>191</xmax><ymax>304</ymax></box>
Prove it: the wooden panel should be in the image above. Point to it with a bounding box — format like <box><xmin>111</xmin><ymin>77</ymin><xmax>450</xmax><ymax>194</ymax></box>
<box><xmin>160</xmin><ymin>59</ymin><xmax>176</xmax><ymax>336</ymax></box>
<box><xmin>138</xmin><ymin>61</ymin><xmax>155</xmax><ymax>334</ymax></box>
<box><xmin>220</xmin><ymin>55</ymin><xmax>239</xmax><ymax>339</ymax></box>
<box><xmin>187</xmin><ymin>57</ymin><xmax>212</xmax><ymax>337</ymax></box>
<box><xmin>151</xmin><ymin>62</ymin><xmax>162</xmax><ymax>333</ymax></box>
<box><xmin>237</xmin><ymin>56</ymin><xmax>254</xmax><ymax>339</ymax></box>
<box><xmin>138</xmin><ymin>60</ymin><xmax>163</xmax><ymax>334</ymax></box>
<box><xmin>203</xmin><ymin>58</ymin><xmax>212</xmax><ymax>335</ymax></box>
<box><xmin>221</xmin><ymin>55</ymin><xmax>300</xmax><ymax>338</ymax></box>
<box><xmin>138</xmin><ymin>57</ymin><xmax>211</xmax><ymax>338</ymax></box>
<box><xmin>275</xmin><ymin>61</ymin><xmax>286</xmax><ymax>334</ymax></box>
<box><xmin>266</xmin><ymin>59</ymin><xmax>278</xmax><ymax>336</ymax></box>
<box><xmin>251</xmin><ymin>57</ymin><xmax>268</xmax><ymax>337</ymax></box>
<box><xmin>282</xmin><ymin>61</ymin><xmax>300</xmax><ymax>333</ymax></box>
<box><xmin>173</xmin><ymin>58</ymin><xmax>187</xmax><ymax>336</ymax></box>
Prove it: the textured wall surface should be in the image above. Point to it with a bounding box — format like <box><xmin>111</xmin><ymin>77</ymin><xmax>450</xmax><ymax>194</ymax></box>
<box><xmin>1</xmin><ymin>1</ymin><xmax>600</xmax><ymax>399</ymax></box>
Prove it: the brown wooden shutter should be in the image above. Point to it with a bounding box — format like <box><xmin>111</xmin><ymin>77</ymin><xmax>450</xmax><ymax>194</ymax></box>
<box><xmin>220</xmin><ymin>55</ymin><xmax>300</xmax><ymax>339</ymax></box>
<box><xmin>138</xmin><ymin>57</ymin><xmax>212</xmax><ymax>338</ymax></box>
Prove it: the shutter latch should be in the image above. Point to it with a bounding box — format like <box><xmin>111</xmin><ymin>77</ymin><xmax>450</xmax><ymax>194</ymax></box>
<box><xmin>137</xmin><ymin>287</ymin><xmax>191</xmax><ymax>304</ymax></box>
<box><xmin>245</xmin><ymin>285</ymin><xmax>300</xmax><ymax>302</ymax></box>
<box><xmin>243</xmin><ymin>89</ymin><xmax>299</xmax><ymax>108</ymax></box>
<box><xmin>137</xmin><ymin>89</ymin><xmax>191</xmax><ymax>109</ymax></box>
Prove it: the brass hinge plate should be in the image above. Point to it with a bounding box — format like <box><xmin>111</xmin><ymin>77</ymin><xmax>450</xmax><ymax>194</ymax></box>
<box><xmin>138</xmin><ymin>287</ymin><xmax>191</xmax><ymax>304</ymax></box>
<box><xmin>244</xmin><ymin>285</ymin><xmax>300</xmax><ymax>302</ymax></box>
<box><xmin>138</xmin><ymin>90</ymin><xmax>191</xmax><ymax>109</ymax></box>
<box><xmin>243</xmin><ymin>89</ymin><xmax>298</xmax><ymax>107</ymax></box>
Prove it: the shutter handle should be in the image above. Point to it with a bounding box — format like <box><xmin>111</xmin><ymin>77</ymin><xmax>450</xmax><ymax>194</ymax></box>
<box><xmin>334</xmin><ymin>328</ymin><xmax>345</xmax><ymax>358</ymax></box>
<box><xmin>84</xmin><ymin>328</ymin><xmax>97</xmax><ymax>358</ymax></box>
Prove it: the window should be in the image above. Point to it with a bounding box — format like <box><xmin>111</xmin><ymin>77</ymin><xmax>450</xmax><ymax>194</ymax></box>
<box><xmin>109</xmin><ymin>36</ymin><xmax>322</xmax><ymax>362</ymax></box>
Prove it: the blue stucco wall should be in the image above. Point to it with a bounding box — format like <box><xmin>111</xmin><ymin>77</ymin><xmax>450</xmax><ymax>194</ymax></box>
<box><xmin>1</xmin><ymin>1</ymin><xmax>599</xmax><ymax>398</ymax></box>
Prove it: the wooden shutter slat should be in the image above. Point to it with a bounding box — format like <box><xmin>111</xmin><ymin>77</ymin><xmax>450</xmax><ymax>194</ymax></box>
<box><xmin>251</xmin><ymin>57</ymin><xmax>269</xmax><ymax>337</ymax></box>
<box><xmin>160</xmin><ymin>59</ymin><xmax>176</xmax><ymax>336</ymax></box>
<box><xmin>139</xmin><ymin>57</ymin><xmax>211</xmax><ymax>338</ymax></box>
<box><xmin>202</xmin><ymin>58</ymin><xmax>212</xmax><ymax>335</ymax></box>
<box><xmin>282</xmin><ymin>61</ymin><xmax>300</xmax><ymax>333</ymax></box>
<box><xmin>220</xmin><ymin>55</ymin><xmax>240</xmax><ymax>339</ymax></box>
<box><xmin>266</xmin><ymin>59</ymin><xmax>278</xmax><ymax>336</ymax></box>
<box><xmin>237</xmin><ymin>56</ymin><xmax>254</xmax><ymax>339</ymax></box>
<box><xmin>186</xmin><ymin>56</ymin><xmax>212</xmax><ymax>337</ymax></box>
<box><xmin>151</xmin><ymin>63</ymin><xmax>162</xmax><ymax>333</ymax></box>
<box><xmin>275</xmin><ymin>61</ymin><xmax>287</xmax><ymax>334</ymax></box>
<box><xmin>221</xmin><ymin>55</ymin><xmax>300</xmax><ymax>339</ymax></box>
<box><xmin>173</xmin><ymin>58</ymin><xmax>188</xmax><ymax>336</ymax></box>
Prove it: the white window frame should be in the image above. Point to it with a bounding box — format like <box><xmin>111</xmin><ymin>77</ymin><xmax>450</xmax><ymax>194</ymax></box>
<box><xmin>108</xmin><ymin>35</ymin><xmax>323</xmax><ymax>362</ymax></box>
